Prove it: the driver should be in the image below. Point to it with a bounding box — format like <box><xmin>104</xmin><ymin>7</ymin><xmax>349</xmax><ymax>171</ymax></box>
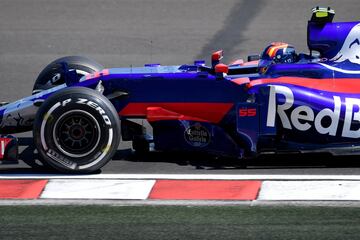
<box><xmin>259</xmin><ymin>42</ymin><xmax>298</xmax><ymax>73</ymax></box>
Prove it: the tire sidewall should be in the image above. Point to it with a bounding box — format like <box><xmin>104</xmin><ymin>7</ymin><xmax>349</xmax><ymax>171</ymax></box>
<box><xmin>34</xmin><ymin>87</ymin><xmax>120</xmax><ymax>173</ymax></box>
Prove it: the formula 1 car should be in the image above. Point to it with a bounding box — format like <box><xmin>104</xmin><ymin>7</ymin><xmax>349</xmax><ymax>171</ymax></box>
<box><xmin>0</xmin><ymin>7</ymin><xmax>359</xmax><ymax>173</ymax></box>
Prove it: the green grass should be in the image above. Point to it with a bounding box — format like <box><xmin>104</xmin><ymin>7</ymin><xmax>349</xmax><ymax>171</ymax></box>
<box><xmin>1</xmin><ymin>205</ymin><xmax>360</xmax><ymax>239</ymax></box>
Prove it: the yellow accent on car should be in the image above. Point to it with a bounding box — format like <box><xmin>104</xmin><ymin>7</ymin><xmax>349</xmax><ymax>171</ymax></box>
<box><xmin>316</xmin><ymin>11</ymin><xmax>328</xmax><ymax>18</ymax></box>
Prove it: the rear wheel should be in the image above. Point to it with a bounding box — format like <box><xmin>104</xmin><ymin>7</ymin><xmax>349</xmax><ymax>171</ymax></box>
<box><xmin>33</xmin><ymin>87</ymin><xmax>120</xmax><ymax>173</ymax></box>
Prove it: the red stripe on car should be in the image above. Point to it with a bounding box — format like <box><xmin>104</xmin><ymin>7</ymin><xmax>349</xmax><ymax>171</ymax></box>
<box><xmin>119</xmin><ymin>103</ymin><xmax>233</xmax><ymax>123</ymax></box>
<box><xmin>231</xmin><ymin>77</ymin><xmax>250</xmax><ymax>85</ymax></box>
<box><xmin>146</xmin><ymin>107</ymin><xmax>209</xmax><ymax>122</ymax></box>
<box><xmin>85</xmin><ymin>69</ymin><xmax>110</xmax><ymax>80</ymax></box>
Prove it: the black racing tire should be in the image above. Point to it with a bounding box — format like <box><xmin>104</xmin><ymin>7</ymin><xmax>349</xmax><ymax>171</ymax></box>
<box><xmin>33</xmin><ymin>87</ymin><xmax>120</xmax><ymax>173</ymax></box>
<box><xmin>33</xmin><ymin>56</ymin><xmax>103</xmax><ymax>93</ymax></box>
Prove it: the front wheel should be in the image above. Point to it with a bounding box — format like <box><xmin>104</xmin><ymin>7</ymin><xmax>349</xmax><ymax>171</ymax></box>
<box><xmin>33</xmin><ymin>87</ymin><xmax>120</xmax><ymax>173</ymax></box>
<box><xmin>33</xmin><ymin>56</ymin><xmax>103</xmax><ymax>93</ymax></box>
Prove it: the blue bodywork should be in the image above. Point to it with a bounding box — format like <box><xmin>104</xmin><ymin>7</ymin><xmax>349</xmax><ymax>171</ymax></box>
<box><xmin>2</xmin><ymin>8</ymin><xmax>360</xmax><ymax>159</ymax></box>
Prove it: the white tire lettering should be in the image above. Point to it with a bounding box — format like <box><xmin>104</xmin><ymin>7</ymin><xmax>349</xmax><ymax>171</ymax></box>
<box><xmin>62</xmin><ymin>98</ymin><xmax>72</xmax><ymax>106</ymax></box>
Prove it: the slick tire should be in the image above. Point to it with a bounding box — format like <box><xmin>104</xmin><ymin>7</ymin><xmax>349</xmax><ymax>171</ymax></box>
<box><xmin>33</xmin><ymin>87</ymin><xmax>120</xmax><ymax>173</ymax></box>
<box><xmin>33</xmin><ymin>56</ymin><xmax>103</xmax><ymax>93</ymax></box>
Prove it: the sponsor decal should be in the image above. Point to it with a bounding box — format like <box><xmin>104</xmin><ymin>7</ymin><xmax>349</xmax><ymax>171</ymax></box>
<box><xmin>46</xmin><ymin>149</ymin><xmax>76</xmax><ymax>169</ymax></box>
<box><xmin>332</xmin><ymin>23</ymin><xmax>360</xmax><ymax>64</ymax></box>
<box><xmin>266</xmin><ymin>85</ymin><xmax>360</xmax><ymax>138</ymax></box>
<box><xmin>184</xmin><ymin>123</ymin><xmax>211</xmax><ymax>147</ymax></box>
<box><xmin>76</xmin><ymin>98</ymin><xmax>111</xmax><ymax>125</ymax></box>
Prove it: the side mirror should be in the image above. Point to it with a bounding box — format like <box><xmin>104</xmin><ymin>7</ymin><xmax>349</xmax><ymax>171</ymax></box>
<box><xmin>214</xmin><ymin>63</ymin><xmax>228</xmax><ymax>79</ymax></box>
<box><xmin>212</xmin><ymin>50</ymin><xmax>224</xmax><ymax>67</ymax></box>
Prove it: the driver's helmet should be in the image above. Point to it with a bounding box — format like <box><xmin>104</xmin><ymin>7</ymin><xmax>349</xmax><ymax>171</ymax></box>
<box><xmin>261</xmin><ymin>42</ymin><xmax>297</xmax><ymax>64</ymax></box>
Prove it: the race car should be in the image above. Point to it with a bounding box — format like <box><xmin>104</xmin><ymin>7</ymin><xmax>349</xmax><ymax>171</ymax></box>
<box><xmin>0</xmin><ymin>7</ymin><xmax>359</xmax><ymax>173</ymax></box>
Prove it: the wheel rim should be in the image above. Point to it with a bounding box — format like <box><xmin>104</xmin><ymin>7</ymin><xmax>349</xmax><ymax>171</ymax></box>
<box><xmin>53</xmin><ymin>110</ymin><xmax>101</xmax><ymax>158</ymax></box>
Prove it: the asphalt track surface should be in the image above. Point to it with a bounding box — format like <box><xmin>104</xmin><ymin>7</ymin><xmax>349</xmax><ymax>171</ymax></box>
<box><xmin>2</xmin><ymin>205</ymin><xmax>360</xmax><ymax>240</ymax></box>
<box><xmin>1</xmin><ymin>0</ymin><xmax>360</xmax><ymax>175</ymax></box>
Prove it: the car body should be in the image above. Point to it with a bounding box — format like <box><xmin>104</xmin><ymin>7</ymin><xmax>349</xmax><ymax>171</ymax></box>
<box><xmin>0</xmin><ymin>7</ymin><xmax>359</xmax><ymax>173</ymax></box>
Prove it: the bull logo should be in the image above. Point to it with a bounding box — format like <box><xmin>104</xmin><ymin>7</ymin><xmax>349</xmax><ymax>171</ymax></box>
<box><xmin>332</xmin><ymin>23</ymin><xmax>360</xmax><ymax>64</ymax></box>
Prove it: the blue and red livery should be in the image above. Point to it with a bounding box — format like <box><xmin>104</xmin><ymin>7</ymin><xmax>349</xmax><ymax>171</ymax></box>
<box><xmin>0</xmin><ymin>7</ymin><xmax>359</xmax><ymax>173</ymax></box>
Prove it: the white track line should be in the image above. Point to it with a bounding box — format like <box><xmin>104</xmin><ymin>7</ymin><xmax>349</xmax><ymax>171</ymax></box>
<box><xmin>41</xmin><ymin>179</ymin><xmax>155</xmax><ymax>200</ymax></box>
<box><xmin>2</xmin><ymin>199</ymin><xmax>360</xmax><ymax>207</ymax></box>
<box><xmin>259</xmin><ymin>181</ymin><xmax>360</xmax><ymax>200</ymax></box>
<box><xmin>1</xmin><ymin>174</ymin><xmax>360</xmax><ymax>180</ymax></box>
